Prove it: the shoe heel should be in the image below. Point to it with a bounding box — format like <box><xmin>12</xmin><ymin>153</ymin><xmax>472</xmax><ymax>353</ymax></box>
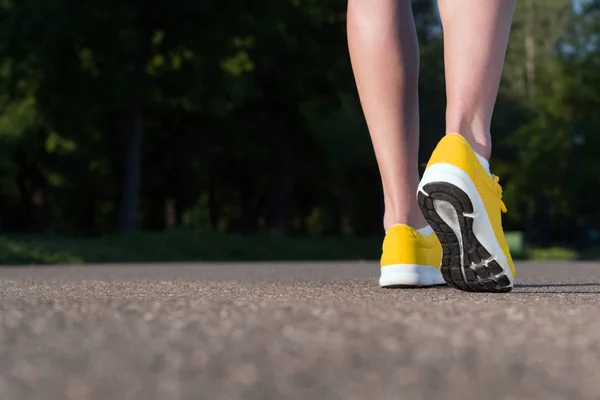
<box><xmin>417</xmin><ymin>175</ymin><xmax>513</xmax><ymax>293</ymax></box>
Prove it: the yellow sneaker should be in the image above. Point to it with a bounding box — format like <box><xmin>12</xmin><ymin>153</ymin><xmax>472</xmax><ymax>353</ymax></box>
<box><xmin>417</xmin><ymin>133</ymin><xmax>516</xmax><ymax>292</ymax></box>
<box><xmin>379</xmin><ymin>224</ymin><xmax>445</xmax><ymax>288</ymax></box>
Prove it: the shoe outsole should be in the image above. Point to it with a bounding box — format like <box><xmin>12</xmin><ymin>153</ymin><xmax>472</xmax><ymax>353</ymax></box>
<box><xmin>379</xmin><ymin>264</ymin><xmax>447</xmax><ymax>288</ymax></box>
<box><xmin>417</xmin><ymin>182</ymin><xmax>512</xmax><ymax>293</ymax></box>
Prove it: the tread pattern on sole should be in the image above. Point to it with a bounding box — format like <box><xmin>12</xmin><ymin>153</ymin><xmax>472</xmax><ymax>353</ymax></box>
<box><xmin>417</xmin><ymin>182</ymin><xmax>512</xmax><ymax>293</ymax></box>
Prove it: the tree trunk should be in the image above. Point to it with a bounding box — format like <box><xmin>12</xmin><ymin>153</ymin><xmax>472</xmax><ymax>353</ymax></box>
<box><xmin>118</xmin><ymin>98</ymin><xmax>142</xmax><ymax>233</ymax></box>
<box><xmin>208</xmin><ymin>175</ymin><xmax>219</xmax><ymax>230</ymax></box>
<box><xmin>165</xmin><ymin>197</ymin><xmax>177</xmax><ymax>231</ymax></box>
<box><xmin>238</xmin><ymin>179</ymin><xmax>259</xmax><ymax>234</ymax></box>
<box><xmin>117</xmin><ymin>1</ymin><xmax>149</xmax><ymax>233</ymax></box>
<box><xmin>80</xmin><ymin>186</ymin><xmax>97</xmax><ymax>236</ymax></box>
<box><xmin>268</xmin><ymin>149</ymin><xmax>294</xmax><ymax>236</ymax></box>
<box><xmin>524</xmin><ymin>0</ymin><xmax>536</xmax><ymax>100</ymax></box>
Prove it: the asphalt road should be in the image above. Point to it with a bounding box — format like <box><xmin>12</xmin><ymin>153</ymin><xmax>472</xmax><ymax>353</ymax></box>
<box><xmin>1</xmin><ymin>261</ymin><xmax>600</xmax><ymax>400</ymax></box>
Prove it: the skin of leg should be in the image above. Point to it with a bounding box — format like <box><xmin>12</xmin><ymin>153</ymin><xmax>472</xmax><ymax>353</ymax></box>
<box><xmin>439</xmin><ymin>0</ymin><xmax>515</xmax><ymax>159</ymax></box>
<box><xmin>347</xmin><ymin>0</ymin><xmax>426</xmax><ymax>231</ymax></box>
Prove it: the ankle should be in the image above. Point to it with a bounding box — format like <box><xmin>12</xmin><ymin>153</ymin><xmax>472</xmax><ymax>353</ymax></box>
<box><xmin>384</xmin><ymin>211</ymin><xmax>428</xmax><ymax>233</ymax></box>
<box><xmin>445</xmin><ymin>119</ymin><xmax>492</xmax><ymax>159</ymax></box>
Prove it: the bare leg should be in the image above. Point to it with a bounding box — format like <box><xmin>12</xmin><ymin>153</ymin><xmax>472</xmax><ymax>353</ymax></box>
<box><xmin>439</xmin><ymin>0</ymin><xmax>515</xmax><ymax>159</ymax></box>
<box><xmin>347</xmin><ymin>0</ymin><xmax>425</xmax><ymax>231</ymax></box>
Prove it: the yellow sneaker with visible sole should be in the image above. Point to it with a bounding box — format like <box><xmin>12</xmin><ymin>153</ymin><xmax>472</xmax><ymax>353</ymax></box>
<box><xmin>417</xmin><ymin>133</ymin><xmax>516</xmax><ymax>293</ymax></box>
<box><xmin>380</xmin><ymin>224</ymin><xmax>445</xmax><ymax>288</ymax></box>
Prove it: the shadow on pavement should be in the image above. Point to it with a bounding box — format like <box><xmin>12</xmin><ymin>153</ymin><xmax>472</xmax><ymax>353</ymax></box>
<box><xmin>514</xmin><ymin>283</ymin><xmax>600</xmax><ymax>294</ymax></box>
<box><xmin>516</xmin><ymin>283</ymin><xmax>600</xmax><ymax>288</ymax></box>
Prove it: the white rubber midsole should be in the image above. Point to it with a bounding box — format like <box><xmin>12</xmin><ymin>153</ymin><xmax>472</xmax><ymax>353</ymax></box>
<box><xmin>379</xmin><ymin>264</ymin><xmax>445</xmax><ymax>287</ymax></box>
<box><xmin>418</xmin><ymin>163</ymin><xmax>514</xmax><ymax>285</ymax></box>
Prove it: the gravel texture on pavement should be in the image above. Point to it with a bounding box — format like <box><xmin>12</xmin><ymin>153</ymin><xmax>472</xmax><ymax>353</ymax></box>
<box><xmin>0</xmin><ymin>262</ymin><xmax>599</xmax><ymax>400</ymax></box>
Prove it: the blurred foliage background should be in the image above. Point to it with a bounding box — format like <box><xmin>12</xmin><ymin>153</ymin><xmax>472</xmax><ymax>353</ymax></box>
<box><xmin>0</xmin><ymin>0</ymin><xmax>598</xmax><ymax>263</ymax></box>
